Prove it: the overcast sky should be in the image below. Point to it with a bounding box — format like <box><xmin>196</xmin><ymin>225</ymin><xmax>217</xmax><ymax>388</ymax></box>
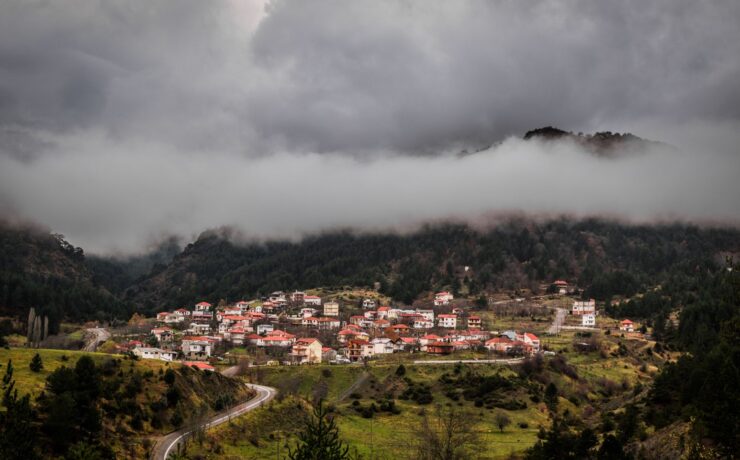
<box><xmin>1</xmin><ymin>0</ymin><xmax>739</xmax><ymax>253</ymax></box>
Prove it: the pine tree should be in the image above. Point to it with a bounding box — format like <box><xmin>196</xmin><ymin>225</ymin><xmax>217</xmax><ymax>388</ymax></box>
<box><xmin>2</xmin><ymin>360</ymin><xmax>12</xmax><ymax>387</ymax></box>
<box><xmin>288</xmin><ymin>401</ymin><xmax>351</xmax><ymax>460</ymax></box>
<box><xmin>29</xmin><ymin>353</ymin><xmax>43</xmax><ymax>372</ymax></box>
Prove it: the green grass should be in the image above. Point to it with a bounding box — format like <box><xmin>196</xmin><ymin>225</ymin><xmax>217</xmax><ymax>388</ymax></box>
<box><xmin>0</xmin><ymin>347</ymin><xmax>117</xmax><ymax>397</ymax></box>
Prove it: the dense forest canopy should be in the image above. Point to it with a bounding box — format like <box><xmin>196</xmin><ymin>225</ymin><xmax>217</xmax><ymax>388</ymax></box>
<box><xmin>2</xmin><ymin>218</ymin><xmax>739</xmax><ymax>322</ymax></box>
<box><xmin>123</xmin><ymin>218</ymin><xmax>739</xmax><ymax>313</ymax></box>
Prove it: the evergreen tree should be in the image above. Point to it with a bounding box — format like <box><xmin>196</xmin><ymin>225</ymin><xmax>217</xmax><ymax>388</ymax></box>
<box><xmin>288</xmin><ymin>401</ymin><xmax>352</xmax><ymax>460</ymax></box>
<box><xmin>29</xmin><ymin>353</ymin><xmax>43</xmax><ymax>372</ymax></box>
<box><xmin>0</xmin><ymin>377</ymin><xmax>39</xmax><ymax>460</ymax></box>
<box><xmin>597</xmin><ymin>435</ymin><xmax>630</xmax><ymax>459</ymax></box>
<box><xmin>544</xmin><ymin>382</ymin><xmax>558</xmax><ymax>411</ymax></box>
<box><xmin>1</xmin><ymin>359</ymin><xmax>12</xmax><ymax>386</ymax></box>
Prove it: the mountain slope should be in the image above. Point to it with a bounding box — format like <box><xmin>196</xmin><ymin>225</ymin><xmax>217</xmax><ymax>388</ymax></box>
<box><xmin>0</xmin><ymin>221</ymin><xmax>129</xmax><ymax>329</ymax></box>
<box><xmin>124</xmin><ymin>219</ymin><xmax>740</xmax><ymax>311</ymax></box>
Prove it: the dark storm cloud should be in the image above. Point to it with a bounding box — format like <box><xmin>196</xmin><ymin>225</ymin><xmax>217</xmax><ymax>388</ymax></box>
<box><xmin>0</xmin><ymin>0</ymin><xmax>739</xmax><ymax>252</ymax></box>
<box><xmin>1</xmin><ymin>0</ymin><xmax>739</xmax><ymax>155</ymax></box>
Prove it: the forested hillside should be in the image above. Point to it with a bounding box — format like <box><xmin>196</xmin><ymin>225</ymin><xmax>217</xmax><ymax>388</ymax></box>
<box><xmin>123</xmin><ymin>219</ymin><xmax>740</xmax><ymax>313</ymax></box>
<box><xmin>0</xmin><ymin>222</ymin><xmax>129</xmax><ymax>331</ymax></box>
<box><xmin>3</xmin><ymin>218</ymin><xmax>739</xmax><ymax>322</ymax></box>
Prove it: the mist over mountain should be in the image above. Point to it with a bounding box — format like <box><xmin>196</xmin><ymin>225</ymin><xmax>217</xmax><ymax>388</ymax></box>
<box><xmin>0</xmin><ymin>1</ymin><xmax>739</xmax><ymax>254</ymax></box>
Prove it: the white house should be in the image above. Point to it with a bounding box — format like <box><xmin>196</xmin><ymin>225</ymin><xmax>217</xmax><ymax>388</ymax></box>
<box><xmin>133</xmin><ymin>347</ymin><xmax>178</xmax><ymax>362</ymax></box>
<box><xmin>256</xmin><ymin>324</ymin><xmax>274</xmax><ymax>335</ymax></box>
<box><xmin>434</xmin><ymin>291</ymin><xmax>454</xmax><ymax>306</ymax></box>
<box><xmin>572</xmin><ymin>299</ymin><xmax>596</xmax><ymax>315</ymax></box>
<box><xmin>437</xmin><ymin>314</ymin><xmax>457</xmax><ymax>329</ymax></box>
<box><xmin>304</xmin><ymin>295</ymin><xmax>322</xmax><ymax>306</ymax></box>
<box><xmin>416</xmin><ymin>309</ymin><xmax>435</xmax><ymax>322</ymax></box>
<box><xmin>371</xmin><ymin>338</ymin><xmax>394</xmax><ymax>354</ymax></box>
<box><xmin>582</xmin><ymin>314</ymin><xmax>596</xmax><ymax>327</ymax></box>
<box><xmin>194</xmin><ymin>301</ymin><xmax>212</xmax><ymax>312</ymax></box>
<box><xmin>619</xmin><ymin>319</ymin><xmax>634</xmax><ymax>332</ymax></box>
<box><xmin>173</xmin><ymin>308</ymin><xmax>191</xmax><ymax>318</ymax></box>
<box><xmin>413</xmin><ymin>318</ymin><xmax>434</xmax><ymax>329</ymax></box>
<box><xmin>181</xmin><ymin>337</ymin><xmax>212</xmax><ymax>359</ymax></box>
<box><xmin>362</xmin><ymin>298</ymin><xmax>377</xmax><ymax>309</ymax></box>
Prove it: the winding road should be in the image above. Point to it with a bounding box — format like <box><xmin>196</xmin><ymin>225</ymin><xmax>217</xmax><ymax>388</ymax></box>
<box><xmin>151</xmin><ymin>382</ymin><xmax>277</xmax><ymax>460</ymax></box>
<box><xmin>82</xmin><ymin>327</ymin><xmax>110</xmax><ymax>352</ymax></box>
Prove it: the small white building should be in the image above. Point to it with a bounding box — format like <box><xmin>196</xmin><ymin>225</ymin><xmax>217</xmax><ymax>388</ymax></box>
<box><xmin>133</xmin><ymin>347</ymin><xmax>178</xmax><ymax>362</ymax></box>
<box><xmin>437</xmin><ymin>314</ymin><xmax>457</xmax><ymax>329</ymax></box>
<box><xmin>362</xmin><ymin>298</ymin><xmax>377</xmax><ymax>309</ymax></box>
<box><xmin>434</xmin><ymin>292</ymin><xmax>454</xmax><ymax>306</ymax></box>
<box><xmin>371</xmin><ymin>338</ymin><xmax>394</xmax><ymax>354</ymax></box>
<box><xmin>256</xmin><ymin>324</ymin><xmax>274</xmax><ymax>335</ymax></box>
<box><xmin>619</xmin><ymin>319</ymin><xmax>634</xmax><ymax>332</ymax></box>
<box><xmin>582</xmin><ymin>313</ymin><xmax>596</xmax><ymax>327</ymax></box>
<box><xmin>304</xmin><ymin>295</ymin><xmax>322</xmax><ymax>306</ymax></box>
<box><xmin>572</xmin><ymin>299</ymin><xmax>596</xmax><ymax>315</ymax></box>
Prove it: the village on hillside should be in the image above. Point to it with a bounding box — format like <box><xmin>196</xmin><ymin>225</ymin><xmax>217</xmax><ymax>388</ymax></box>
<box><xmin>115</xmin><ymin>283</ymin><xmax>640</xmax><ymax>370</ymax></box>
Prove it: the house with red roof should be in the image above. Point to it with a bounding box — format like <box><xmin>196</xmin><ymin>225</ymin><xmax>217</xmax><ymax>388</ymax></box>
<box><xmin>321</xmin><ymin>347</ymin><xmax>337</xmax><ymax>362</ymax></box>
<box><xmin>337</xmin><ymin>329</ymin><xmax>369</xmax><ymax>344</ymax></box>
<box><xmin>389</xmin><ymin>324</ymin><xmax>410</xmax><ymax>335</ymax></box>
<box><xmin>304</xmin><ymin>295</ymin><xmax>322</xmax><ymax>306</ymax></box>
<box><xmin>420</xmin><ymin>334</ymin><xmax>444</xmax><ymax>351</ymax></box>
<box><xmin>467</xmin><ymin>315</ymin><xmax>482</xmax><ymax>329</ymax></box>
<box><xmin>426</xmin><ymin>341</ymin><xmax>454</xmax><ymax>355</ymax></box>
<box><xmin>151</xmin><ymin>327</ymin><xmax>173</xmax><ymax>342</ymax></box>
<box><xmin>434</xmin><ymin>291</ymin><xmax>454</xmax><ymax>306</ymax></box>
<box><xmin>195</xmin><ymin>301</ymin><xmax>212</xmax><ymax>312</ymax></box>
<box><xmin>485</xmin><ymin>336</ymin><xmax>513</xmax><ymax>353</ymax></box>
<box><xmin>552</xmin><ymin>280</ymin><xmax>569</xmax><ymax>294</ymax></box>
<box><xmin>346</xmin><ymin>339</ymin><xmax>375</xmax><ymax>361</ymax></box>
<box><xmin>290</xmin><ymin>337</ymin><xmax>323</xmax><ymax>364</ymax></box>
<box><xmin>619</xmin><ymin>319</ymin><xmax>634</xmax><ymax>332</ymax></box>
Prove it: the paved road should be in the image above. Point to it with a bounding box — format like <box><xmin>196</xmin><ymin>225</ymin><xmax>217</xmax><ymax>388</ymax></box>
<box><xmin>82</xmin><ymin>327</ymin><xmax>110</xmax><ymax>352</ymax></box>
<box><xmin>151</xmin><ymin>382</ymin><xmax>277</xmax><ymax>460</ymax></box>
<box><xmin>547</xmin><ymin>308</ymin><xmax>567</xmax><ymax>335</ymax></box>
<box><xmin>413</xmin><ymin>358</ymin><xmax>524</xmax><ymax>365</ymax></box>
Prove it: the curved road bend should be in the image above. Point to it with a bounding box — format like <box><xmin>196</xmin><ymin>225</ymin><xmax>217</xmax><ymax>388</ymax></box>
<box><xmin>83</xmin><ymin>327</ymin><xmax>110</xmax><ymax>352</ymax></box>
<box><xmin>151</xmin><ymin>382</ymin><xmax>277</xmax><ymax>460</ymax></box>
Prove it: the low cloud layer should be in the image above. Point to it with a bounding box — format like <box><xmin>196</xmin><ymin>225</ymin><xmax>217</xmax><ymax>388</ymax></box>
<box><xmin>1</xmin><ymin>1</ymin><xmax>739</xmax><ymax>252</ymax></box>
<box><xmin>1</xmin><ymin>130</ymin><xmax>739</xmax><ymax>254</ymax></box>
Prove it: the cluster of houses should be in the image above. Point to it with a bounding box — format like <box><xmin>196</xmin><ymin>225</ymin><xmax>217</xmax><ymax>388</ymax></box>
<box><xmin>122</xmin><ymin>290</ymin><xmax>543</xmax><ymax>366</ymax></box>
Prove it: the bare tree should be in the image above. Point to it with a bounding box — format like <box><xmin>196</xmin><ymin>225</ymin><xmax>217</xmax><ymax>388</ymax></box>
<box><xmin>494</xmin><ymin>411</ymin><xmax>511</xmax><ymax>432</ymax></box>
<box><xmin>412</xmin><ymin>405</ymin><xmax>482</xmax><ymax>460</ymax></box>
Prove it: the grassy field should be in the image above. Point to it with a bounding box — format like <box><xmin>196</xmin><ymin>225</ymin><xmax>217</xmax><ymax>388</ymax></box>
<box><xmin>0</xmin><ymin>347</ymin><xmax>119</xmax><ymax>396</ymax></box>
